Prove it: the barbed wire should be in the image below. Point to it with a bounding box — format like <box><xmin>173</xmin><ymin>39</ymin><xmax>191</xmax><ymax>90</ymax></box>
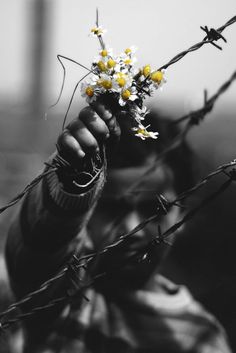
<box><xmin>157</xmin><ymin>15</ymin><xmax>236</xmax><ymax>72</ymax></box>
<box><xmin>0</xmin><ymin>14</ymin><xmax>236</xmax><ymax>333</ymax></box>
<box><xmin>2</xmin><ymin>66</ymin><xmax>234</xmax><ymax>217</ymax></box>
<box><xmin>120</xmin><ymin>69</ymin><xmax>236</xmax><ymax>200</ymax></box>
<box><xmin>51</xmin><ymin>15</ymin><xmax>236</xmax><ymax>127</ymax></box>
<box><xmin>0</xmin><ymin>69</ymin><xmax>236</xmax><ymax>331</ymax></box>
<box><xmin>1</xmin><ymin>159</ymin><xmax>236</xmax><ymax>330</ymax></box>
<box><xmin>173</xmin><ymin>70</ymin><xmax>236</xmax><ymax>125</ymax></box>
<box><xmin>1</xmin><ymin>14</ymin><xmax>236</xmax><ymax>216</ymax></box>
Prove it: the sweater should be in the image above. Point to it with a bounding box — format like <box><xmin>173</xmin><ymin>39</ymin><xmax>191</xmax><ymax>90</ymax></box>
<box><xmin>5</xmin><ymin>153</ymin><xmax>232</xmax><ymax>353</ymax></box>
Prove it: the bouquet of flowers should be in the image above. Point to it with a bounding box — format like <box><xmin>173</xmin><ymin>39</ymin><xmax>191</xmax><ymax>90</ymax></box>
<box><xmin>80</xmin><ymin>21</ymin><xmax>166</xmax><ymax>140</ymax></box>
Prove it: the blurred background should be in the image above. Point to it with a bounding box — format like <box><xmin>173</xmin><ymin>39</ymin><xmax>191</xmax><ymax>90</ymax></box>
<box><xmin>0</xmin><ymin>0</ymin><xmax>236</xmax><ymax>351</ymax></box>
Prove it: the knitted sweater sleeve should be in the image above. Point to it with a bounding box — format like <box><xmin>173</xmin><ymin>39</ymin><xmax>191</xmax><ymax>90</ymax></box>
<box><xmin>5</xmin><ymin>152</ymin><xmax>106</xmax><ymax>299</ymax></box>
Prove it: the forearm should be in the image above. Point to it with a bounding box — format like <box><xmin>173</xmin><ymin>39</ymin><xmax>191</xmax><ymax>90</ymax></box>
<box><xmin>5</xmin><ymin>152</ymin><xmax>106</xmax><ymax>298</ymax></box>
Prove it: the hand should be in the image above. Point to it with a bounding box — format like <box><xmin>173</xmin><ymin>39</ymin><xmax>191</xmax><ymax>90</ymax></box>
<box><xmin>57</xmin><ymin>101</ymin><xmax>121</xmax><ymax>166</ymax></box>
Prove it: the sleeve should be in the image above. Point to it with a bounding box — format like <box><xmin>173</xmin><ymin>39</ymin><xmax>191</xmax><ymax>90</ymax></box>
<box><xmin>5</xmin><ymin>151</ymin><xmax>106</xmax><ymax>299</ymax></box>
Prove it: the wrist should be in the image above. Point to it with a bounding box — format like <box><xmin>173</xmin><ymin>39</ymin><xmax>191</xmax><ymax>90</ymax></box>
<box><xmin>55</xmin><ymin>148</ymin><xmax>104</xmax><ymax>194</ymax></box>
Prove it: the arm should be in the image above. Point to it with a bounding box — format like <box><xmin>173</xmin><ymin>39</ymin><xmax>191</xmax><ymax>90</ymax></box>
<box><xmin>5</xmin><ymin>103</ymin><xmax>120</xmax><ymax>298</ymax></box>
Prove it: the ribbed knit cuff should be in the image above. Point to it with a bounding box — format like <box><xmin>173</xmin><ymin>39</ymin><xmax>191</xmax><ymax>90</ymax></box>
<box><xmin>45</xmin><ymin>167</ymin><xmax>105</xmax><ymax>212</ymax></box>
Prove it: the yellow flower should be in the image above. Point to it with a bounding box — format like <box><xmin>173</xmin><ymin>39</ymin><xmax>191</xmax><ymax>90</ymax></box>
<box><xmin>81</xmin><ymin>81</ymin><xmax>98</xmax><ymax>103</ymax></box>
<box><xmin>97</xmin><ymin>60</ymin><xmax>107</xmax><ymax>72</ymax></box>
<box><xmin>85</xmin><ymin>86</ymin><xmax>94</xmax><ymax>97</ymax></box>
<box><xmin>136</xmin><ymin>127</ymin><xmax>149</xmax><ymax>137</ymax></box>
<box><xmin>124</xmin><ymin>58</ymin><xmax>132</xmax><ymax>65</ymax></box>
<box><xmin>116</xmin><ymin>72</ymin><xmax>127</xmax><ymax>79</ymax></box>
<box><xmin>143</xmin><ymin>65</ymin><xmax>151</xmax><ymax>77</ymax></box>
<box><xmin>100</xmin><ymin>79</ymin><xmax>113</xmax><ymax>90</ymax></box>
<box><xmin>125</xmin><ymin>48</ymin><xmax>132</xmax><ymax>54</ymax></box>
<box><xmin>124</xmin><ymin>46</ymin><xmax>137</xmax><ymax>55</ymax></box>
<box><xmin>90</xmin><ymin>26</ymin><xmax>106</xmax><ymax>37</ymax></box>
<box><xmin>107</xmin><ymin>58</ymin><xmax>116</xmax><ymax>69</ymax></box>
<box><xmin>100</xmin><ymin>49</ymin><xmax>108</xmax><ymax>57</ymax></box>
<box><xmin>116</xmin><ymin>77</ymin><xmax>126</xmax><ymax>87</ymax></box>
<box><xmin>151</xmin><ymin>71</ymin><xmax>163</xmax><ymax>83</ymax></box>
<box><xmin>121</xmin><ymin>89</ymin><xmax>131</xmax><ymax>100</ymax></box>
<box><xmin>119</xmin><ymin>87</ymin><xmax>138</xmax><ymax>106</ymax></box>
<box><xmin>132</xmin><ymin>124</ymin><xmax>159</xmax><ymax>140</ymax></box>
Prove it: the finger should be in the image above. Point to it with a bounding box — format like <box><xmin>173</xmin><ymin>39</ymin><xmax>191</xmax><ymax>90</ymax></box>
<box><xmin>91</xmin><ymin>102</ymin><xmax>121</xmax><ymax>139</ymax></box>
<box><xmin>79</xmin><ymin>106</ymin><xmax>110</xmax><ymax>140</ymax></box>
<box><xmin>68</xmin><ymin>119</ymin><xmax>99</xmax><ymax>153</ymax></box>
<box><xmin>90</xmin><ymin>101</ymin><xmax>113</xmax><ymax>122</ymax></box>
<box><xmin>57</xmin><ymin>129</ymin><xmax>85</xmax><ymax>160</ymax></box>
<box><xmin>106</xmin><ymin>117</ymin><xmax>121</xmax><ymax>139</ymax></box>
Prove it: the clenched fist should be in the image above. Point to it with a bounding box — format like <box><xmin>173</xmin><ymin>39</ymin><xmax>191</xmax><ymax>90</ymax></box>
<box><xmin>57</xmin><ymin>102</ymin><xmax>121</xmax><ymax>166</ymax></box>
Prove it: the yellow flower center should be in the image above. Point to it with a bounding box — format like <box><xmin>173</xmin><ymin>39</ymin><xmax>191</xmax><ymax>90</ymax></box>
<box><xmin>107</xmin><ymin>58</ymin><xmax>116</xmax><ymax>68</ymax></box>
<box><xmin>91</xmin><ymin>27</ymin><xmax>102</xmax><ymax>36</ymax></box>
<box><xmin>97</xmin><ymin>61</ymin><xmax>107</xmax><ymax>72</ymax></box>
<box><xmin>100</xmin><ymin>49</ymin><xmax>108</xmax><ymax>57</ymax></box>
<box><xmin>121</xmin><ymin>89</ymin><xmax>131</xmax><ymax>100</ymax></box>
<box><xmin>124</xmin><ymin>58</ymin><xmax>132</xmax><ymax>65</ymax></box>
<box><xmin>100</xmin><ymin>80</ymin><xmax>112</xmax><ymax>90</ymax></box>
<box><xmin>85</xmin><ymin>86</ymin><xmax>94</xmax><ymax>97</ymax></box>
<box><xmin>137</xmin><ymin>128</ymin><xmax>149</xmax><ymax>137</ymax></box>
<box><xmin>116</xmin><ymin>77</ymin><xmax>126</xmax><ymax>87</ymax></box>
<box><xmin>151</xmin><ymin>71</ymin><xmax>163</xmax><ymax>83</ymax></box>
<box><xmin>117</xmin><ymin>72</ymin><xmax>127</xmax><ymax>78</ymax></box>
<box><xmin>125</xmin><ymin>48</ymin><xmax>131</xmax><ymax>54</ymax></box>
<box><xmin>143</xmin><ymin>65</ymin><xmax>151</xmax><ymax>77</ymax></box>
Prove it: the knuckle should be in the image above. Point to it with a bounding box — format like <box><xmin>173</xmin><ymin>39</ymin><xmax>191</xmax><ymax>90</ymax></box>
<box><xmin>107</xmin><ymin>118</ymin><xmax>119</xmax><ymax>133</ymax></box>
<box><xmin>57</xmin><ymin>129</ymin><xmax>69</xmax><ymax>148</ymax></box>
<box><xmin>79</xmin><ymin>106</ymin><xmax>95</xmax><ymax>121</ymax></box>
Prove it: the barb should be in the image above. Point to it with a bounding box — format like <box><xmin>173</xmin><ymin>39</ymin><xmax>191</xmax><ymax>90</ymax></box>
<box><xmin>200</xmin><ymin>25</ymin><xmax>227</xmax><ymax>50</ymax></box>
<box><xmin>163</xmin><ymin>179</ymin><xmax>233</xmax><ymax>240</ymax></box>
<box><xmin>0</xmin><ymin>154</ymin><xmax>72</xmax><ymax>215</ymax></box>
<box><xmin>0</xmin><ymin>169</ymin><xmax>55</xmax><ymax>215</ymax></box>
<box><xmin>157</xmin><ymin>15</ymin><xmax>236</xmax><ymax>72</ymax></box>
<box><xmin>121</xmin><ymin>68</ymin><xmax>236</xmax><ymax>200</ymax></box>
<box><xmin>1</xmin><ymin>13</ymin><xmax>236</xmax><ymax>333</ymax></box>
<box><xmin>174</xmin><ymin>70</ymin><xmax>236</xmax><ymax>125</ymax></box>
<box><xmin>0</xmin><ymin>66</ymin><xmax>235</xmax><ymax>321</ymax></box>
<box><xmin>1</xmin><ymin>159</ymin><xmax>236</xmax><ymax>330</ymax></box>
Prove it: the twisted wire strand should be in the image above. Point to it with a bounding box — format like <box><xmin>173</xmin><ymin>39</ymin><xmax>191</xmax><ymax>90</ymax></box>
<box><xmin>121</xmin><ymin>68</ymin><xmax>236</xmax><ymax>199</ymax></box>
<box><xmin>158</xmin><ymin>15</ymin><xmax>236</xmax><ymax>72</ymax></box>
<box><xmin>0</xmin><ymin>68</ymin><xmax>236</xmax><ymax>327</ymax></box>
<box><xmin>174</xmin><ymin>70</ymin><xmax>236</xmax><ymax>125</ymax></box>
<box><xmin>0</xmin><ymin>14</ymin><xmax>236</xmax><ymax>333</ymax></box>
<box><xmin>1</xmin><ymin>160</ymin><xmax>236</xmax><ymax>330</ymax></box>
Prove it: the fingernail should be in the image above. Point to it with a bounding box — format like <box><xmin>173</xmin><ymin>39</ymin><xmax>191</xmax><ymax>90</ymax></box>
<box><xmin>78</xmin><ymin>149</ymin><xmax>85</xmax><ymax>158</ymax></box>
<box><xmin>105</xmin><ymin>133</ymin><xmax>110</xmax><ymax>139</ymax></box>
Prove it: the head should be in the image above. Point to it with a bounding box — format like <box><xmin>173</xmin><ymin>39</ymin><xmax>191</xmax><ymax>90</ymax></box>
<box><xmin>88</xmin><ymin>109</ymin><xmax>194</xmax><ymax>283</ymax></box>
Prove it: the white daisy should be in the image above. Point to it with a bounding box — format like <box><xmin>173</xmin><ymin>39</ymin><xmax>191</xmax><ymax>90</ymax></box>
<box><xmin>132</xmin><ymin>124</ymin><xmax>159</xmax><ymax>140</ymax></box>
<box><xmin>97</xmin><ymin>73</ymin><xmax>114</xmax><ymax>92</ymax></box>
<box><xmin>119</xmin><ymin>87</ymin><xmax>138</xmax><ymax>106</ymax></box>
<box><xmin>112</xmin><ymin>72</ymin><xmax>133</xmax><ymax>91</ymax></box>
<box><xmin>90</xmin><ymin>26</ymin><xmax>107</xmax><ymax>37</ymax></box>
<box><xmin>130</xmin><ymin>105</ymin><xmax>150</xmax><ymax>122</ymax></box>
<box><xmin>150</xmin><ymin>69</ymin><xmax>166</xmax><ymax>89</ymax></box>
<box><xmin>81</xmin><ymin>81</ymin><xmax>98</xmax><ymax>103</ymax></box>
